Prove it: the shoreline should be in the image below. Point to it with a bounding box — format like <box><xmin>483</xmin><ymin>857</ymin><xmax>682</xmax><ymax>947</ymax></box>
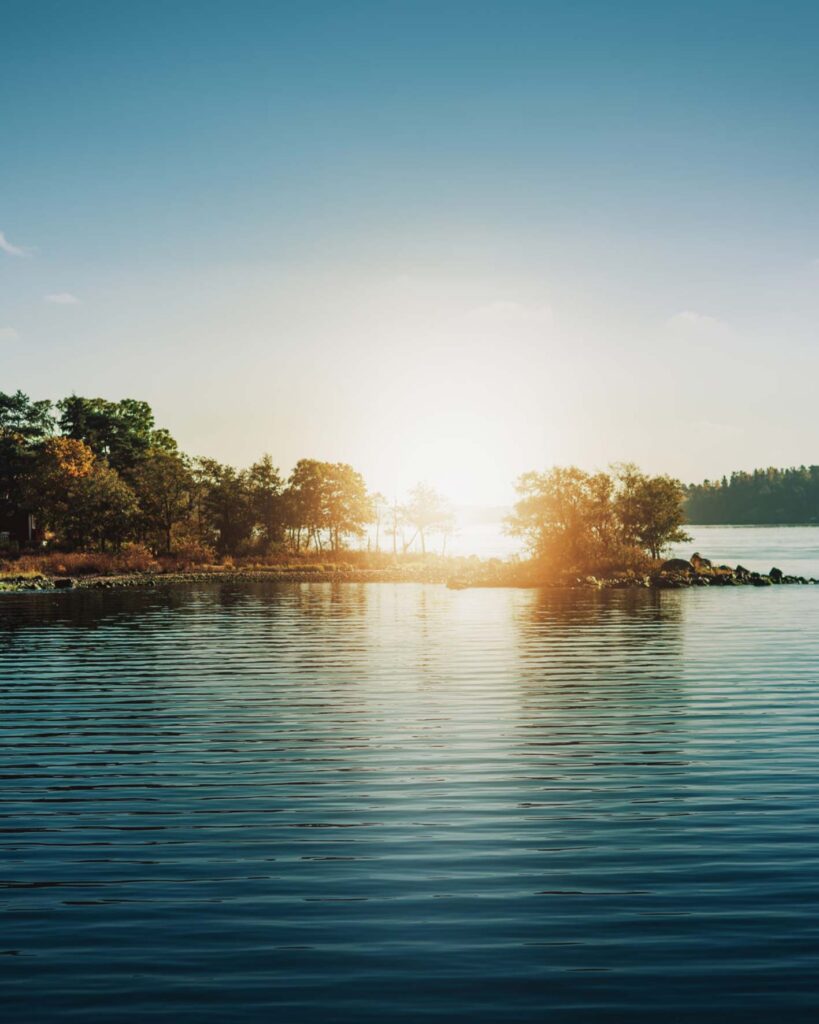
<box><xmin>1</xmin><ymin>561</ymin><xmax>818</xmax><ymax>594</ymax></box>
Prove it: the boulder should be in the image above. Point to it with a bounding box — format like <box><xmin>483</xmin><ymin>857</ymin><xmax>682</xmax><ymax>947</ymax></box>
<box><xmin>659</xmin><ymin>558</ymin><xmax>694</xmax><ymax>574</ymax></box>
<box><xmin>691</xmin><ymin>552</ymin><xmax>712</xmax><ymax>570</ymax></box>
<box><xmin>769</xmin><ymin>567</ymin><xmax>783</xmax><ymax>583</ymax></box>
<box><xmin>653</xmin><ymin>573</ymin><xmax>691</xmax><ymax>588</ymax></box>
<box><xmin>53</xmin><ymin>577</ymin><xmax>75</xmax><ymax>590</ymax></box>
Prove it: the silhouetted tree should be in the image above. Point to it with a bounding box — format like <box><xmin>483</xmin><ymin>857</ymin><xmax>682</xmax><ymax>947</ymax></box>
<box><xmin>402</xmin><ymin>484</ymin><xmax>451</xmax><ymax>555</ymax></box>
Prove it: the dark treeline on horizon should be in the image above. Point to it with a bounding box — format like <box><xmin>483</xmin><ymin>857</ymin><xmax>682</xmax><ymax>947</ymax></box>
<box><xmin>686</xmin><ymin>467</ymin><xmax>819</xmax><ymax>524</ymax></box>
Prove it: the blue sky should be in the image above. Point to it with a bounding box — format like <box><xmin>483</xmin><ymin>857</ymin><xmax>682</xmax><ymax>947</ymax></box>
<box><xmin>3</xmin><ymin>1</ymin><xmax>819</xmax><ymax>502</ymax></box>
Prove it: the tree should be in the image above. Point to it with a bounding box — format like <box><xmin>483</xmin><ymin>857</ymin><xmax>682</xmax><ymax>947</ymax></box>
<box><xmin>284</xmin><ymin>459</ymin><xmax>373</xmax><ymax>552</ymax></box>
<box><xmin>247</xmin><ymin>455</ymin><xmax>285</xmax><ymax>550</ymax></box>
<box><xmin>386</xmin><ymin>497</ymin><xmax>404</xmax><ymax>556</ymax></box>
<box><xmin>131</xmin><ymin>449</ymin><xmax>194</xmax><ymax>553</ymax></box>
<box><xmin>324</xmin><ymin>463</ymin><xmax>373</xmax><ymax>552</ymax></box>
<box><xmin>370</xmin><ymin>492</ymin><xmax>388</xmax><ymax>552</ymax></box>
<box><xmin>286</xmin><ymin>459</ymin><xmax>328</xmax><ymax>550</ymax></box>
<box><xmin>505</xmin><ymin>464</ymin><xmax>691</xmax><ymax>567</ymax></box>
<box><xmin>0</xmin><ymin>390</ymin><xmax>54</xmax><ymax>520</ymax></box>
<box><xmin>402</xmin><ymin>484</ymin><xmax>451</xmax><ymax>555</ymax></box>
<box><xmin>26</xmin><ymin>438</ymin><xmax>138</xmax><ymax>550</ymax></box>
<box><xmin>195</xmin><ymin>458</ymin><xmax>255</xmax><ymax>555</ymax></box>
<box><xmin>0</xmin><ymin>391</ymin><xmax>54</xmax><ymax>439</ymax></box>
<box><xmin>686</xmin><ymin>465</ymin><xmax>819</xmax><ymax>524</ymax></box>
<box><xmin>615</xmin><ymin>467</ymin><xmax>691</xmax><ymax>558</ymax></box>
<box><xmin>57</xmin><ymin>396</ymin><xmax>176</xmax><ymax>476</ymax></box>
<box><xmin>504</xmin><ymin>467</ymin><xmax>604</xmax><ymax>564</ymax></box>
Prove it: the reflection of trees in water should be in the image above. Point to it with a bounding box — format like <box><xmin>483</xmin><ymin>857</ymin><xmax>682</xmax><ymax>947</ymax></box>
<box><xmin>510</xmin><ymin>588</ymin><xmax>690</xmax><ymax>776</ymax></box>
<box><xmin>0</xmin><ymin>586</ymin><xmax>184</xmax><ymax>640</ymax></box>
<box><xmin>516</xmin><ymin>588</ymin><xmax>685</xmax><ymax>680</ymax></box>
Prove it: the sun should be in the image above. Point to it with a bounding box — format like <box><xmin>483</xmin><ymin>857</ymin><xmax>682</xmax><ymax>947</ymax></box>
<box><xmin>391</xmin><ymin>420</ymin><xmax>510</xmax><ymax>508</ymax></box>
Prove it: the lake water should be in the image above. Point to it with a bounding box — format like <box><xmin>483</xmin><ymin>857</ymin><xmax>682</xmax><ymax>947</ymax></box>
<box><xmin>413</xmin><ymin>520</ymin><xmax>819</xmax><ymax>577</ymax></box>
<box><xmin>3</xmin><ymin>539</ymin><xmax>819</xmax><ymax>1021</ymax></box>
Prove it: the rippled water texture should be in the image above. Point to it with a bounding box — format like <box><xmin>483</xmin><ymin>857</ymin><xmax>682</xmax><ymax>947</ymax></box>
<box><xmin>3</xmin><ymin>582</ymin><xmax>819</xmax><ymax>1022</ymax></box>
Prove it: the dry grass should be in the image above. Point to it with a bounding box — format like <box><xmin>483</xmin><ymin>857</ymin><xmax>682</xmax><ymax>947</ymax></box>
<box><xmin>0</xmin><ymin>545</ymin><xmax>476</xmax><ymax>578</ymax></box>
<box><xmin>1</xmin><ymin>545</ymin><xmax>159</xmax><ymax>577</ymax></box>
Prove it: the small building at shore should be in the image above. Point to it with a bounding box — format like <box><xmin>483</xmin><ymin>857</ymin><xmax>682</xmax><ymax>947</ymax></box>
<box><xmin>0</xmin><ymin>509</ymin><xmax>42</xmax><ymax>549</ymax></box>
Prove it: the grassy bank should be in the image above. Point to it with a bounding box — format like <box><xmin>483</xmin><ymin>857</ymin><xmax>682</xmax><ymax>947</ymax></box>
<box><xmin>0</xmin><ymin>548</ymin><xmax>475</xmax><ymax>591</ymax></box>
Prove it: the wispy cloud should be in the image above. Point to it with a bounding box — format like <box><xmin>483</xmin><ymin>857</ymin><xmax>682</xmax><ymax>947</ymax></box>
<box><xmin>45</xmin><ymin>292</ymin><xmax>80</xmax><ymax>305</ymax></box>
<box><xmin>0</xmin><ymin>230</ymin><xmax>30</xmax><ymax>257</ymax></box>
<box><xmin>666</xmin><ymin>310</ymin><xmax>731</xmax><ymax>335</ymax></box>
<box><xmin>0</xmin><ymin>326</ymin><xmax>20</xmax><ymax>341</ymax></box>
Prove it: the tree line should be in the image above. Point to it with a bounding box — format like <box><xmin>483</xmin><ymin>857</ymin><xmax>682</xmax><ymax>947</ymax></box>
<box><xmin>685</xmin><ymin>466</ymin><xmax>819</xmax><ymax>524</ymax></box>
<box><xmin>1</xmin><ymin>390</ymin><xmax>697</xmax><ymax>564</ymax></box>
<box><xmin>0</xmin><ymin>391</ymin><xmax>455</xmax><ymax>557</ymax></box>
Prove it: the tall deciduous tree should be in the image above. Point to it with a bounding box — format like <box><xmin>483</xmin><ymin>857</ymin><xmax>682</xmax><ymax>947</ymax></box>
<box><xmin>402</xmin><ymin>484</ymin><xmax>452</xmax><ymax>555</ymax></box>
<box><xmin>26</xmin><ymin>438</ymin><xmax>138</xmax><ymax>550</ymax></box>
<box><xmin>195</xmin><ymin>458</ymin><xmax>255</xmax><ymax>555</ymax></box>
<box><xmin>132</xmin><ymin>449</ymin><xmax>194</xmax><ymax>553</ymax></box>
<box><xmin>614</xmin><ymin>465</ymin><xmax>691</xmax><ymax>559</ymax></box>
<box><xmin>285</xmin><ymin>460</ymin><xmax>373</xmax><ymax>552</ymax></box>
<box><xmin>247</xmin><ymin>455</ymin><xmax>285</xmax><ymax>550</ymax></box>
<box><xmin>506</xmin><ymin>464</ymin><xmax>690</xmax><ymax>566</ymax></box>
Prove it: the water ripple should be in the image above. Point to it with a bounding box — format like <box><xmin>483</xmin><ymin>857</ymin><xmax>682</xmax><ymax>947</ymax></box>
<box><xmin>2</xmin><ymin>582</ymin><xmax>819</xmax><ymax>1022</ymax></box>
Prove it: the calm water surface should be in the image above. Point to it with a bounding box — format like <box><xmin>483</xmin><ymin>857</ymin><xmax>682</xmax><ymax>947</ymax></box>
<box><xmin>3</xmin><ymin>580</ymin><xmax>819</xmax><ymax>1022</ymax></box>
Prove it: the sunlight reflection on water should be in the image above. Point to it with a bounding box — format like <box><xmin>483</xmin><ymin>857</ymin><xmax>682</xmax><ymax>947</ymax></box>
<box><xmin>2</xmin><ymin>581</ymin><xmax>819</xmax><ymax>1022</ymax></box>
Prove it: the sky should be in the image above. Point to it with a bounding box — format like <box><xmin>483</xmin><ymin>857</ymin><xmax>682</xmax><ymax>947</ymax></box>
<box><xmin>2</xmin><ymin>0</ymin><xmax>819</xmax><ymax>505</ymax></box>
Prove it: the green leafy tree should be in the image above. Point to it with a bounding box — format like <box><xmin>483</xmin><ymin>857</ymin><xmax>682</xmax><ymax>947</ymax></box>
<box><xmin>247</xmin><ymin>454</ymin><xmax>285</xmax><ymax>550</ymax></box>
<box><xmin>26</xmin><ymin>437</ymin><xmax>138</xmax><ymax>550</ymax></box>
<box><xmin>686</xmin><ymin>465</ymin><xmax>819</xmax><ymax>524</ymax></box>
<box><xmin>285</xmin><ymin>459</ymin><xmax>373</xmax><ymax>552</ymax></box>
<box><xmin>57</xmin><ymin>396</ymin><xmax>176</xmax><ymax>476</ymax></box>
<box><xmin>0</xmin><ymin>390</ymin><xmax>54</xmax><ymax>520</ymax></box>
<box><xmin>615</xmin><ymin>466</ymin><xmax>691</xmax><ymax>558</ymax></box>
<box><xmin>285</xmin><ymin>459</ymin><xmax>328</xmax><ymax>550</ymax></box>
<box><xmin>324</xmin><ymin>462</ymin><xmax>373</xmax><ymax>552</ymax></box>
<box><xmin>195</xmin><ymin>458</ymin><xmax>255</xmax><ymax>555</ymax></box>
<box><xmin>131</xmin><ymin>449</ymin><xmax>194</xmax><ymax>553</ymax></box>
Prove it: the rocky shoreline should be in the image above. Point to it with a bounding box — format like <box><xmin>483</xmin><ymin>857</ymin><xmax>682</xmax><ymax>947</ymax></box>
<box><xmin>0</xmin><ymin>554</ymin><xmax>817</xmax><ymax>594</ymax></box>
<box><xmin>447</xmin><ymin>554</ymin><xmax>819</xmax><ymax>590</ymax></box>
<box><xmin>0</xmin><ymin>564</ymin><xmax>455</xmax><ymax>593</ymax></box>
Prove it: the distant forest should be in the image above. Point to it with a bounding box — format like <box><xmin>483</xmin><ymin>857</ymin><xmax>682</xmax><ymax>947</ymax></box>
<box><xmin>685</xmin><ymin>467</ymin><xmax>819</xmax><ymax>524</ymax></box>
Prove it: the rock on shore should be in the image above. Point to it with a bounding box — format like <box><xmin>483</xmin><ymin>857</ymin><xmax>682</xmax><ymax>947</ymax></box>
<box><xmin>446</xmin><ymin>555</ymin><xmax>819</xmax><ymax>591</ymax></box>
